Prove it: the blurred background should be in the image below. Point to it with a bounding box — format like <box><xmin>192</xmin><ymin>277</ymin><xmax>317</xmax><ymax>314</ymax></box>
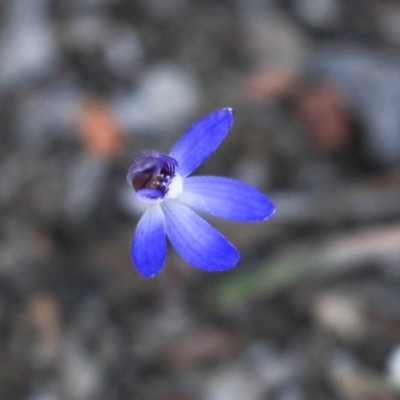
<box><xmin>1</xmin><ymin>0</ymin><xmax>400</xmax><ymax>399</ymax></box>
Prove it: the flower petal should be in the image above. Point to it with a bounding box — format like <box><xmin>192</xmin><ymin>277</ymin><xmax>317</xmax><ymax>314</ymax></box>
<box><xmin>169</xmin><ymin>108</ymin><xmax>234</xmax><ymax>177</ymax></box>
<box><xmin>132</xmin><ymin>205</ymin><xmax>166</xmax><ymax>277</ymax></box>
<box><xmin>162</xmin><ymin>200</ymin><xmax>239</xmax><ymax>271</ymax></box>
<box><xmin>180</xmin><ymin>176</ymin><xmax>276</xmax><ymax>221</ymax></box>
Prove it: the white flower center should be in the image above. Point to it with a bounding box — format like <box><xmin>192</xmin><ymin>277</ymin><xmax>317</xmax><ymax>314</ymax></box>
<box><xmin>165</xmin><ymin>173</ymin><xmax>184</xmax><ymax>199</ymax></box>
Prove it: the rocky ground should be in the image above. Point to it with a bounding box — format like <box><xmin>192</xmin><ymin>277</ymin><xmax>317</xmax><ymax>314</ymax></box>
<box><xmin>1</xmin><ymin>0</ymin><xmax>400</xmax><ymax>399</ymax></box>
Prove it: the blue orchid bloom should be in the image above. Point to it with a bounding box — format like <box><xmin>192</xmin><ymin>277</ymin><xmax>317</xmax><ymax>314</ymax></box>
<box><xmin>127</xmin><ymin>108</ymin><xmax>276</xmax><ymax>277</ymax></box>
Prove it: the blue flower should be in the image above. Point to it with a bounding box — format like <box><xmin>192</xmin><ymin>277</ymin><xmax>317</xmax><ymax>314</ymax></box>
<box><xmin>127</xmin><ymin>108</ymin><xmax>276</xmax><ymax>277</ymax></box>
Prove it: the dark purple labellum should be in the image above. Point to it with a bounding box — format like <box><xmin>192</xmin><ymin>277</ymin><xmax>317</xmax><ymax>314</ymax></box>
<box><xmin>127</xmin><ymin>151</ymin><xmax>178</xmax><ymax>200</ymax></box>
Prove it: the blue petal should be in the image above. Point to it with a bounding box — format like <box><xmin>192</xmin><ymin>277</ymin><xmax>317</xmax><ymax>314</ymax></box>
<box><xmin>169</xmin><ymin>108</ymin><xmax>234</xmax><ymax>177</ymax></box>
<box><xmin>180</xmin><ymin>176</ymin><xmax>276</xmax><ymax>221</ymax></box>
<box><xmin>132</xmin><ymin>205</ymin><xmax>166</xmax><ymax>277</ymax></box>
<box><xmin>162</xmin><ymin>200</ymin><xmax>239</xmax><ymax>271</ymax></box>
<box><xmin>136</xmin><ymin>188</ymin><xmax>164</xmax><ymax>201</ymax></box>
